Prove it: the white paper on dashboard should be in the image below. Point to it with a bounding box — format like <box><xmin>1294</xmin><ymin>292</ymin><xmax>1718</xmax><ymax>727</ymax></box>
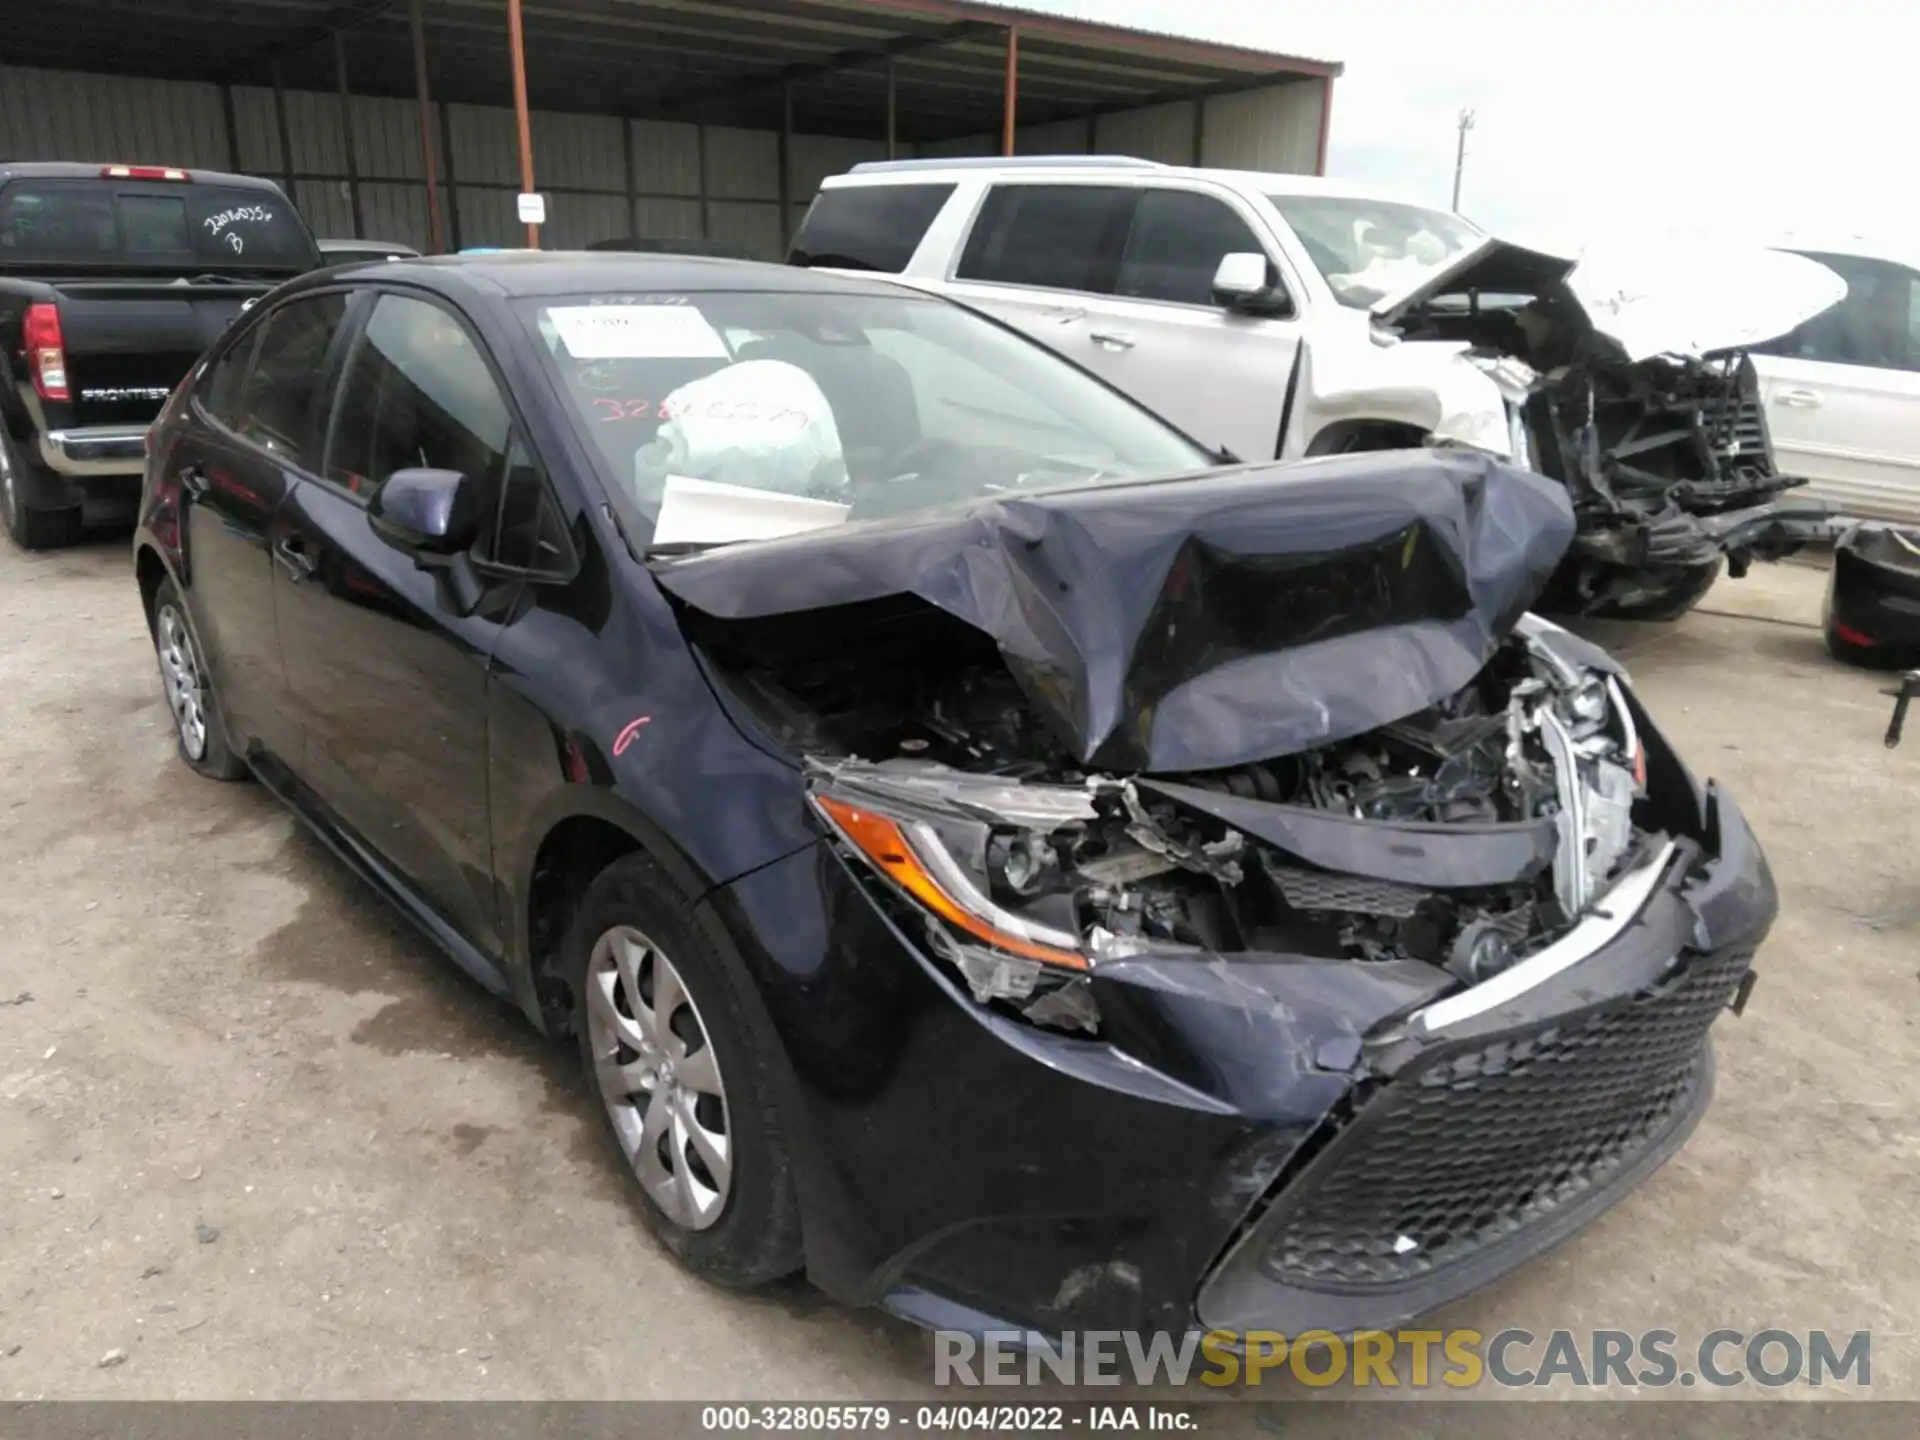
<box><xmin>548</xmin><ymin>304</ymin><xmax>729</xmax><ymax>360</ymax></box>
<box><xmin>652</xmin><ymin>475</ymin><xmax>851</xmax><ymax>547</ymax></box>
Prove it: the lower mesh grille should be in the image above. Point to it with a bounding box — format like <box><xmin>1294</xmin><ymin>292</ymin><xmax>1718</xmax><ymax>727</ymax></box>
<box><xmin>1259</xmin><ymin>943</ymin><xmax>1754</xmax><ymax>1290</ymax></box>
<box><xmin>1271</xmin><ymin>864</ymin><xmax>1426</xmax><ymax>918</ymax></box>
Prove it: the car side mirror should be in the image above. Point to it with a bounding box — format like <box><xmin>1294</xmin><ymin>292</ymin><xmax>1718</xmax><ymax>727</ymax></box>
<box><xmin>368</xmin><ymin>467</ymin><xmax>479</xmax><ymax>559</ymax></box>
<box><xmin>1212</xmin><ymin>252</ymin><xmax>1291</xmax><ymax>317</ymax></box>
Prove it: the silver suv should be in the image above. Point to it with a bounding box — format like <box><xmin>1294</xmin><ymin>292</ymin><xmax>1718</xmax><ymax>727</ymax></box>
<box><xmin>791</xmin><ymin>157</ymin><xmax>1845</xmax><ymax>618</ymax></box>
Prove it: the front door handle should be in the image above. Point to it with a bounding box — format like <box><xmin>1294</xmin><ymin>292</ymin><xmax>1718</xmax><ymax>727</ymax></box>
<box><xmin>1778</xmin><ymin>387</ymin><xmax>1823</xmax><ymax>408</ymax></box>
<box><xmin>1089</xmin><ymin>329</ymin><xmax>1136</xmax><ymax>351</ymax></box>
<box><xmin>274</xmin><ymin>534</ymin><xmax>319</xmax><ymax>582</ymax></box>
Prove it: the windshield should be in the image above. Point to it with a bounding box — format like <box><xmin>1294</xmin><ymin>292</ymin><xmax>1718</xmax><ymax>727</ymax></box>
<box><xmin>1267</xmin><ymin>196</ymin><xmax>1482</xmax><ymax>309</ymax></box>
<box><xmin>521</xmin><ymin>290</ymin><xmax>1213</xmax><ymax>548</ymax></box>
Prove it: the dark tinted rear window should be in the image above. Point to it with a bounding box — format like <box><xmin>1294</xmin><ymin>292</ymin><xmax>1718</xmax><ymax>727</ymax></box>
<box><xmin>0</xmin><ymin>181</ymin><xmax>315</xmax><ymax>269</ymax></box>
<box><xmin>955</xmin><ymin>184</ymin><xmax>1135</xmax><ymax>293</ymax></box>
<box><xmin>232</xmin><ymin>293</ymin><xmax>349</xmax><ymax>468</ymax></box>
<box><xmin>788</xmin><ymin>183</ymin><xmax>954</xmax><ymax>273</ymax></box>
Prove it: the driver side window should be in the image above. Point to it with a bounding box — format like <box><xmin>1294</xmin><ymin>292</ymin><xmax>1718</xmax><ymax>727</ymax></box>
<box><xmin>325</xmin><ymin>294</ymin><xmax>511</xmax><ymax>501</ymax></box>
<box><xmin>1116</xmin><ymin>190</ymin><xmax>1277</xmax><ymax>308</ymax></box>
<box><xmin>325</xmin><ymin>292</ymin><xmax>574</xmax><ymax>575</ymax></box>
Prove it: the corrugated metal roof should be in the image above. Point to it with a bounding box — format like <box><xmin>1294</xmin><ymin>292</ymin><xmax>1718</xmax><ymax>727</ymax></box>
<box><xmin>0</xmin><ymin>0</ymin><xmax>1337</xmax><ymax>143</ymax></box>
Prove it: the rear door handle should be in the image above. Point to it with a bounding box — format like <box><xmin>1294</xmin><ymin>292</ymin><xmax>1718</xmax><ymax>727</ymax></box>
<box><xmin>1778</xmin><ymin>387</ymin><xmax>1823</xmax><ymax>408</ymax></box>
<box><xmin>274</xmin><ymin>534</ymin><xmax>318</xmax><ymax>582</ymax></box>
<box><xmin>180</xmin><ymin>465</ymin><xmax>209</xmax><ymax>498</ymax></box>
<box><xmin>1089</xmin><ymin>330</ymin><xmax>1135</xmax><ymax>351</ymax></box>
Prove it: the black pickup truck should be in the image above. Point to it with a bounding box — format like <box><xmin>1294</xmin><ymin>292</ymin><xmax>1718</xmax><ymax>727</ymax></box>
<box><xmin>1</xmin><ymin>163</ymin><xmax>320</xmax><ymax>548</ymax></box>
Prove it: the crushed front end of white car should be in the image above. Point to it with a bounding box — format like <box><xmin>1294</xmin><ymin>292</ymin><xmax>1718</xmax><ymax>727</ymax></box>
<box><xmin>1372</xmin><ymin>238</ymin><xmax>1848</xmax><ymax>619</ymax></box>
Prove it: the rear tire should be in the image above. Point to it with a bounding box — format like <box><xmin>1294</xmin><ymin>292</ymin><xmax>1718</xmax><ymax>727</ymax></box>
<box><xmin>566</xmin><ymin>851</ymin><xmax>802</xmax><ymax>1288</ymax></box>
<box><xmin>148</xmin><ymin>579</ymin><xmax>249</xmax><ymax>780</ymax></box>
<box><xmin>0</xmin><ymin>429</ymin><xmax>82</xmax><ymax>551</ymax></box>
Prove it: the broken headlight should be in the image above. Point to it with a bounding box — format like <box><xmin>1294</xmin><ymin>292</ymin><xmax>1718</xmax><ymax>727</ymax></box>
<box><xmin>809</xmin><ymin>762</ymin><xmax>1114</xmax><ymax>1032</ymax></box>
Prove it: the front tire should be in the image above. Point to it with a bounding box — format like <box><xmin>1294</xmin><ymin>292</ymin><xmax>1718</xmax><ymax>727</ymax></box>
<box><xmin>0</xmin><ymin>428</ymin><xmax>82</xmax><ymax>551</ymax></box>
<box><xmin>149</xmin><ymin>579</ymin><xmax>248</xmax><ymax>780</ymax></box>
<box><xmin>1542</xmin><ymin>558</ymin><xmax>1723</xmax><ymax>622</ymax></box>
<box><xmin>567</xmin><ymin>852</ymin><xmax>802</xmax><ymax>1287</ymax></box>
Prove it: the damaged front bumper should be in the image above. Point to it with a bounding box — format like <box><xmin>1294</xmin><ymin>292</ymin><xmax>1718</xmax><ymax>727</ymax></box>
<box><xmin>714</xmin><ymin>778</ymin><xmax>1774</xmax><ymax>1341</ymax></box>
<box><xmin>1548</xmin><ymin>490</ymin><xmax>1840</xmax><ymax>619</ymax></box>
<box><xmin>1195</xmin><ymin>790</ymin><xmax>1770</xmax><ymax>1336</ymax></box>
<box><xmin>1575</xmin><ymin>494</ymin><xmax>1843</xmax><ymax>575</ymax></box>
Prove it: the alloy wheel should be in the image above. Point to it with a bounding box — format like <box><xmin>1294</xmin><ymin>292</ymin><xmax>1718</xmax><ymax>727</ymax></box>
<box><xmin>585</xmin><ymin>924</ymin><xmax>733</xmax><ymax>1230</ymax></box>
<box><xmin>155</xmin><ymin>604</ymin><xmax>209</xmax><ymax>761</ymax></box>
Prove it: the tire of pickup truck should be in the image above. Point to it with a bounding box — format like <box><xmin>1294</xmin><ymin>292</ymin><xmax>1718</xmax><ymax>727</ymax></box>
<box><xmin>148</xmin><ymin>579</ymin><xmax>249</xmax><ymax>781</ymax></box>
<box><xmin>0</xmin><ymin>427</ymin><xmax>82</xmax><ymax>551</ymax></box>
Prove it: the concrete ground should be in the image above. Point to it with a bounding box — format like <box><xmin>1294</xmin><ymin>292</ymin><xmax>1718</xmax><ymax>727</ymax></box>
<box><xmin>0</xmin><ymin>532</ymin><xmax>1914</xmax><ymax>1408</ymax></box>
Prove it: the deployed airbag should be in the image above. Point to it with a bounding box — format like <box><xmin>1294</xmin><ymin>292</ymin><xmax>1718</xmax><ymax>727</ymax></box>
<box><xmin>650</xmin><ymin>449</ymin><xmax>1575</xmax><ymax>773</ymax></box>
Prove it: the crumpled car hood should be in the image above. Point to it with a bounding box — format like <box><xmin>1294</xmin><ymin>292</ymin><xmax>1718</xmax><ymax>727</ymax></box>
<box><xmin>1372</xmin><ymin>235</ymin><xmax>1847</xmax><ymax>363</ymax></box>
<box><xmin>1370</xmin><ymin>236</ymin><xmax>1577</xmax><ymax>329</ymax></box>
<box><xmin>650</xmin><ymin>448</ymin><xmax>1576</xmax><ymax>773</ymax></box>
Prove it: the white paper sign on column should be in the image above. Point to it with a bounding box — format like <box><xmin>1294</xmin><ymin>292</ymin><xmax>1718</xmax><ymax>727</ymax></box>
<box><xmin>516</xmin><ymin>192</ymin><xmax>547</xmax><ymax>225</ymax></box>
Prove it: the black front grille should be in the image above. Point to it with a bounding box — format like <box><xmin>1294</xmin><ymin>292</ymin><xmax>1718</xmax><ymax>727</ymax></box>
<box><xmin>1702</xmin><ymin>388</ymin><xmax>1771</xmax><ymax>466</ymax></box>
<box><xmin>1259</xmin><ymin>944</ymin><xmax>1754</xmax><ymax>1290</ymax></box>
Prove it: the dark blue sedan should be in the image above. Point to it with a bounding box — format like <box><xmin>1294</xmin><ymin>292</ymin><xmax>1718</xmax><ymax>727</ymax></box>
<box><xmin>132</xmin><ymin>252</ymin><xmax>1775</xmax><ymax>1340</ymax></box>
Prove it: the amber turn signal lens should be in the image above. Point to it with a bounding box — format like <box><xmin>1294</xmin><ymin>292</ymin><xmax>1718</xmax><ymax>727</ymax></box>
<box><xmin>814</xmin><ymin>795</ymin><xmax>1088</xmax><ymax>971</ymax></box>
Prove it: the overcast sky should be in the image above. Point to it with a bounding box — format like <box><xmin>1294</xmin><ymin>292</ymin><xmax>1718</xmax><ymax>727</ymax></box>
<box><xmin>1008</xmin><ymin>0</ymin><xmax>1911</xmax><ymax>253</ymax></box>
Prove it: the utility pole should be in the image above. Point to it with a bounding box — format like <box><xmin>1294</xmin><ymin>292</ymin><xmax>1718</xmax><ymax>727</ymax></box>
<box><xmin>1451</xmin><ymin>107</ymin><xmax>1475</xmax><ymax>212</ymax></box>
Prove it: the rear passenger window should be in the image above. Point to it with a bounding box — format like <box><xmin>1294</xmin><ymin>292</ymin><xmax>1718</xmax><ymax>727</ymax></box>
<box><xmin>1117</xmin><ymin>190</ymin><xmax>1272</xmax><ymax>307</ymax></box>
<box><xmin>956</xmin><ymin>185</ymin><xmax>1134</xmax><ymax>294</ymax></box>
<box><xmin>198</xmin><ymin>329</ymin><xmax>259</xmax><ymax>429</ymax></box>
<box><xmin>1758</xmin><ymin>252</ymin><xmax>1920</xmax><ymax>373</ymax></box>
<box><xmin>232</xmin><ymin>293</ymin><xmax>349</xmax><ymax>469</ymax></box>
<box><xmin>789</xmin><ymin>184</ymin><xmax>954</xmax><ymax>273</ymax></box>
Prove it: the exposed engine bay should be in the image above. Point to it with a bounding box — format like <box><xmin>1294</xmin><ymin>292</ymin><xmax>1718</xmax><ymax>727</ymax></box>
<box><xmin>704</xmin><ymin>608</ymin><xmax>1649</xmax><ymax>1037</ymax></box>
<box><xmin>653</xmin><ymin>447</ymin><xmax>1661</xmax><ymax>1035</ymax></box>
<box><xmin>1380</xmin><ymin>240</ymin><xmax>1845</xmax><ymax>618</ymax></box>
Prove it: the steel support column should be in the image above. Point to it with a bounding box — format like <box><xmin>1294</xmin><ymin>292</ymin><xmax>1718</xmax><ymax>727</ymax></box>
<box><xmin>695</xmin><ymin>117</ymin><xmax>710</xmax><ymax>239</ymax></box>
<box><xmin>220</xmin><ymin>84</ymin><xmax>242</xmax><ymax>173</ymax></box>
<box><xmin>271</xmin><ymin>62</ymin><xmax>297</xmax><ymax>199</ymax></box>
<box><xmin>507</xmin><ymin>0</ymin><xmax>538</xmax><ymax>248</ymax></box>
<box><xmin>1001</xmin><ymin>24</ymin><xmax>1018</xmax><ymax>156</ymax></box>
<box><xmin>333</xmin><ymin>30</ymin><xmax>364</xmax><ymax>238</ymax></box>
<box><xmin>438</xmin><ymin>100</ymin><xmax>463</xmax><ymax>250</ymax></box>
<box><xmin>621</xmin><ymin>117</ymin><xmax>636</xmax><ymax>240</ymax></box>
<box><xmin>409</xmin><ymin>0</ymin><xmax>444</xmax><ymax>252</ymax></box>
<box><xmin>1316</xmin><ymin>77</ymin><xmax>1334</xmax><ymax>177</ymax></box>
<box><xmin>778</xmin><ymin>82</ymin><xmax>793</xmax><ymax>251</ymax></box>
<box><xmin>885</xmin><ymin>56</ymin><xmax>897</xmax><ymax>159</ymax></box>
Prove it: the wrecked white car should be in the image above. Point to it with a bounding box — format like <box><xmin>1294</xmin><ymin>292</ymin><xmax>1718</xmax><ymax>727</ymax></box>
<box><xmin>793</xmin><ymin>161</ymin><xmax>1847</xmax><ymax>618</ymax></box>
<box><xmin>1375</xmin><ymin>236</ymin><xmax>1848</xmax><ymax>617</ymax></box>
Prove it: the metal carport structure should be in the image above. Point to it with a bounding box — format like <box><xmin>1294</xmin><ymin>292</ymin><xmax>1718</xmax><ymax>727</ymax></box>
<box><xmin>0</xmin><ymin>0</ymin><xmax>1342</xmax><ymax>257</ymax></box>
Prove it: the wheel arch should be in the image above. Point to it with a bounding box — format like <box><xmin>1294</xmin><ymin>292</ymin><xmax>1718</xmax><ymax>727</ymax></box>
<box><xmin>134</xmin><ymin>543</ymin><xmax>171</xmax><ymax>635</ymax></box>
<box><xmin>1304</xmin><ymin>417</ymin><xmax>1431</xmax><ymax>456</ymax></box>
<box><xmin>511</xmin><ymin>787</ymin><xmax>786</xmax><ymax>1040</ymax></box>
